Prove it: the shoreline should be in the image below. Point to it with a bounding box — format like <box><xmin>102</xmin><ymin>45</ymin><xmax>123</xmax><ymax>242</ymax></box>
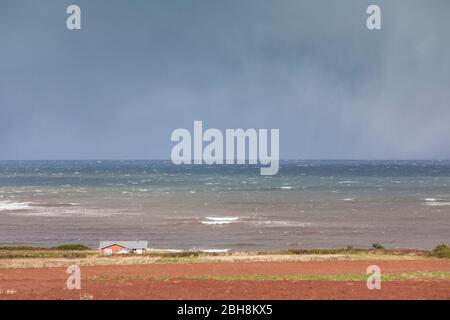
<box><xmin>0</xmin><ymin>245</ymin><xmax>446</xmax><ymax>269</ymax></box>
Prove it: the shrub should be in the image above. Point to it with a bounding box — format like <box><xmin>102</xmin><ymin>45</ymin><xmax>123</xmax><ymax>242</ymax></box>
<box><xmin>372</xmin><ymin>243</ymin><xmax>385</xmax><ymax>250</ymax></box>
<box><xmin>53</xmin><ymin>244</ymin><xmax>91</xmax><ymax>251</ymax></box>
<box><xmin>429</xmin><ymin>244</ymin><xmax>450</xmax><ymax>258</ymax></box>
<box><xmin>146</xmin><ymin>251</ymin><xmax>202</xmax><ymax>258</ymax></box>
<box><xmin>275</xmin><ymin>248</ymin><xmax>367</xmax><ymax>255</ymax></box>
<box><xmin>0</xmin><ymin>246</ymin><xmax>43</xmax><ymax>251</ymax></box>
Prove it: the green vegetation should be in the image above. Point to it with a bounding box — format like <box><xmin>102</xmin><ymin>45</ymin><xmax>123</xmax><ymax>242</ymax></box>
<box><xmin>146</xmin><ymin>251</ymin><xmax>204</xmax><ymax>258</ymax></box>
<box><xmin>429</xmin><ymin>244</ymin><xmax>450</xmax><ymax>258</ymax></box>
<box><xmin>0</xmin><ymin>246</ymin><xmax>44</xmax><ymax>251</ymax></box>
<box><xmin>371</xmin><ymin>243</ymin><xmax>385</xmax><ymax>250</ymax></box>
<box><xmin>272</xmin><ymin>248</ymin><xmax>368</xmax><ymax>255</ymax></box>
<box><xmin>1</xmin><ymin>244</ymin><xmax>446</xmax><ymax>260</ymax></box>
<box><xmin>382</xmin><ymin>271</ymin><xmax>450</xmax><ymax>281</ymax></box>
<box><xmin>88</xmin><ymin>275</ymin><xmax>146</xmax><ymax>282</ymax></box>
<box><xmin>82</xmin><ymin>271</ymin><xmax>450</xmax><ymax>283</ymax></box>
<box><xmin>190</xmin><ymin>271</ymin><xmax>450</xmax><ymax>282</ymax></box>
<box><xmin>0</xmin><ymin>250</ymin><xmax>92</xmax><ymax>259</ymax></box>
<box><xmin>258</xmin><ymin>246</ymin><xmax>425</xmax><ymax>256</ymax></box>
<box><xmin>0</xmin><ymin>244</ymin><xmax>94</xmax><ymax>259</ymax></box>
<box><xmin>145</xmin><ymin>251</ymin><xmax>221</xmax><ymax>263</ymax></box>
<box><xmin>194</xmin><ymin>274</ymin><xmax>369</xmax><ymax>281</ymax></box>
<box><xmin>156</xmin><ymin>256</ymin><xmax>205</xmax><ymax>264</ymax></box>
<box><xmin>52</xmin><ymin>244</ymin><xmax>91</xmax><ymax>251</ymax></box>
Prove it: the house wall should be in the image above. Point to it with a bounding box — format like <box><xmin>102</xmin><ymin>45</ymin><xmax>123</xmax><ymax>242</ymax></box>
<box><xmin>99</xmin><ymin>244</ymin><xmax>128</xmax><ymax>255</ymax></box>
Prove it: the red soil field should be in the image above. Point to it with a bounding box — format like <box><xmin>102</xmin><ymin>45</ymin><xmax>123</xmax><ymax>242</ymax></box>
<box><xmin>1</xmin><ymin>259</ymin><xmax>449</xmax><ymax>300</ymax></box>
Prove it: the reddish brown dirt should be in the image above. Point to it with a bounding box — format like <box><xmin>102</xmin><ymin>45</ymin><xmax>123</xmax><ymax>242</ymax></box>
<box><xmin>1</xmin><ymin>260</ymin><xmax>449</xmax><ymax>300</ymax></box>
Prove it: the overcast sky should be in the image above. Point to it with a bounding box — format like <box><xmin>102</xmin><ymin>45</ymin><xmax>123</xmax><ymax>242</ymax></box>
<box><xmin>0</xmin><ymin>0</ymin><xmax>449</xmax><ymax>160</ymax></box>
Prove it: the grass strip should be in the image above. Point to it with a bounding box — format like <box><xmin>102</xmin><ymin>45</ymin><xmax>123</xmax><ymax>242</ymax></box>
<box><xmin>187</xmin><ymin>271</ymin><xmax>450</xmax><ymax>282</ymax></box>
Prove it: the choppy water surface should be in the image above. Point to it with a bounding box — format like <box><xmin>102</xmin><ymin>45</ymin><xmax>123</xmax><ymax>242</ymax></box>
<box><xmin>0</xmin><ymin>160</ymin><xmax>449</xmax><ymax>250</ymax></box>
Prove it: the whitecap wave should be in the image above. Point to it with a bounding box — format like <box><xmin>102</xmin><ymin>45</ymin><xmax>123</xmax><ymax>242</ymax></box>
<box><xmin>201</xmin><ymin>216</ymin><xmax>239</xmax><ymax>225</ymax></box>
<box><xmin>255</xmin><ymin>220</ymin><xmax>311</xmax><ymax>227</ymax></box>
<box><xmin>0</xmin><ymin>200</ymin><xmax>118</xmax><ymax>217</ymax></box>
<box><xmin>201</xmin><ymin>220</ymin><xmax>235</xmax><ymax>225</ymax></box>
<box><xmin>337</xmin><ymin>180</ymin><xmax>359</xmax><ymax>184</ymax></box>
<box><xmin>424</xmin><ymin>198</ymin><xmax>450</xmax><ymax>206</ymax></box>
<box><xmin>0</xmin><ymin>201</ymin><xmax>34</xmax><ymax>211</ymax></box>
<box><xmin>425</xmin><ymin>201</ymin><xmax>450</xmax><ymax>207</ymax></box>
<box><xmin>205</xmin><ymin>217</ymin><xmax>239</xmax><ymax>221</ymax></box>
<box><xmin>341</xmin><ymin>198</ymin><xmax>355</xmax><ymax>201</ymax></box>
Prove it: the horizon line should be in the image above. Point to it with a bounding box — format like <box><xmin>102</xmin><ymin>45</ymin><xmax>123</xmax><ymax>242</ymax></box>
<box><xmin>1</xmin><ymin>159</ymin><xmax>450</xmax><ymax>162</ymax></box>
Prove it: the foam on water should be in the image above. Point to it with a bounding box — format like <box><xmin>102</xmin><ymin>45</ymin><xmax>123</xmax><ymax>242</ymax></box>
<box><xmin>0</xmin><ymin>201</ymin><xmax>34</xmax><ymax>211</ymax></box>
<box><xmin>337</xmin><ymin>180</ymin><xmax>360</xmax><ymax>184</ymax></box>
<box><xmin>424</xmin><ymin>198</ymin><xmax>450</xmax><ymax>206</ymax></box>
<box><xmin>425</xmin><ymin>201</ymin><xmax>450</xmax><ymax>206</ymax></box>
<box><xmin>0</xmin><ymin>200</ymin><xmax>118</xmax><ymax>217</ymax></box>
<box><xmin>1</xmin><ymin>160</ymin><xmax>450</xmax><ymax>249</ymax></box>
<box><xmin>201</xmin><ymin>216</ymin><xmax>239</xmax><ymax>225</ymax></box>
<box><xmin>255</xmin><ymin>220</ymin><xmax>311</xmax><ymax>227</ymax></box>
<box><xmin>205</xmin><ymin>217</ymin><xmax>239</xmax><ymax>221</ymax></box>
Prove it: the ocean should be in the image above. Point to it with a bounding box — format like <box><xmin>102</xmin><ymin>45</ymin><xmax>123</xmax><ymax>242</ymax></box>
<box><xmin>0</xmin><ymin>160</ymin><xmax>449</xmax><ymax>250</ymax></box>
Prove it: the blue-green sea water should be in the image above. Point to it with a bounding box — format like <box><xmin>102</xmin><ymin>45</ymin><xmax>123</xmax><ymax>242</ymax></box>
<box><xmin>0</xmin><ymin>160</ymin><xmax>449</xmax><ymax>250</ymax></box>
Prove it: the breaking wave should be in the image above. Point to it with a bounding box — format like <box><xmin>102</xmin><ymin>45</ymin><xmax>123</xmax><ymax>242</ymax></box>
<box><xmin>201</xmin><ymin>216</ymin><xmax>239</xmax><ymax>225</ymax></box>
<box><xmin>424</xmin><ymin>198</ymin><xmax>450</xmax><ymax>206</ymax></box>
<box><xmin>0</xmin><ymin>200</ymin><xmax>118</xmax><ymax>217</ymax></box>
<box><xmin>254</xmin><ymin>220</ymin><xmax>311</xmax><ymax>227</ymax></box>
<box><xmin>0</xmin><ymin>201</ymin><xmax>34</xmax><ymax>211</ymax></box>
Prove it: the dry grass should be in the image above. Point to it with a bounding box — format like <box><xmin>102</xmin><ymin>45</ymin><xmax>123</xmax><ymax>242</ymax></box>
<box><xmin>0</xmin><ymin>249</ymin><xmax>434</xmax><ymax>269</ymax></box>
<box><xmin>189</xmin><ymin>271</ymin><xmax>450</xmax><ymax>282</ymax></box>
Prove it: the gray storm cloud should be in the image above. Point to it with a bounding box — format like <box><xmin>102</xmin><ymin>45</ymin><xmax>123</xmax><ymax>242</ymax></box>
<box><xmin>0</xmin><ymin>0</ymin><xmax>449</xmax><ymax>159</ymax></box>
